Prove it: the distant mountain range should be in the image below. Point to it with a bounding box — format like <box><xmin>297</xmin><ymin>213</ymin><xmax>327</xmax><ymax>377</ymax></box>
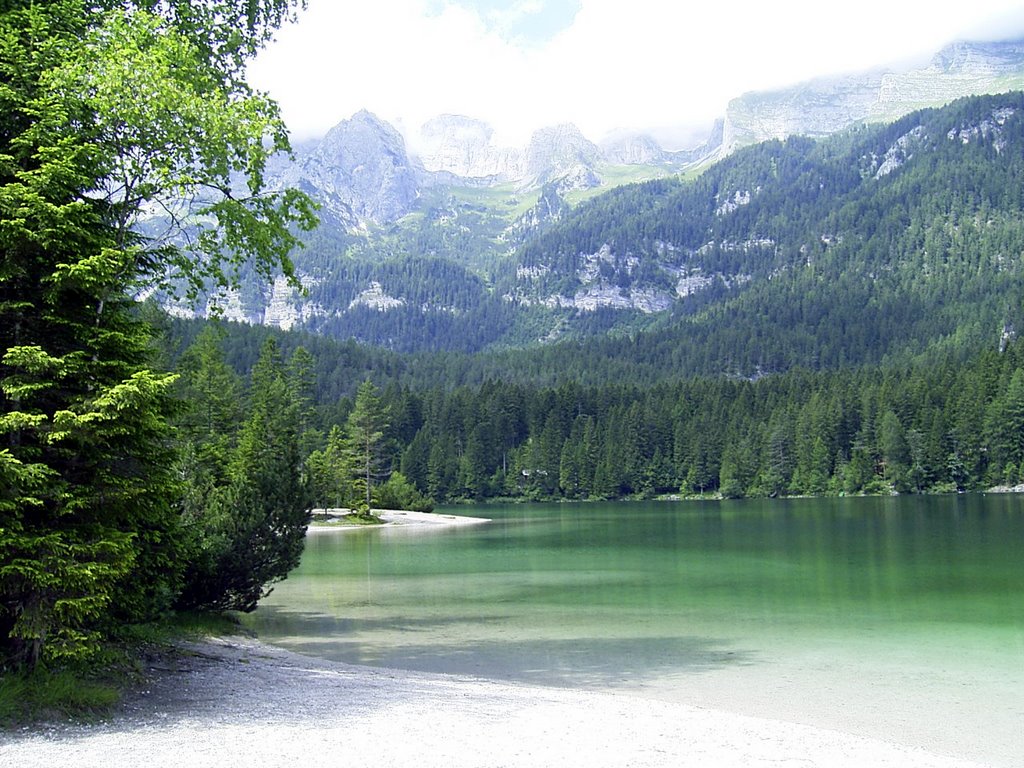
<box><xmin>253</xmin><ymin>37</ymin><xmax>1024</xmax><ymax>235</ymax></box>
<box><xmin>161</xmin><ymin>37</ymin><xmax>1024</xmax><ymax>366</ymax></box>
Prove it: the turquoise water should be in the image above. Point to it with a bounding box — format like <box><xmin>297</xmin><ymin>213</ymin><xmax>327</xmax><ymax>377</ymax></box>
<box><xmin>249</xmin><ymin>495</ymin><xmax>1024</xmax><ymax>765</ymax></box>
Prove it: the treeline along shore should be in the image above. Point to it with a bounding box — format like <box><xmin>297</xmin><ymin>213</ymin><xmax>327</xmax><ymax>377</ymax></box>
<box><xmin>170</xmin><ymin>317</ymin><xmax>1024</xmax><ymax>507</ymax></box>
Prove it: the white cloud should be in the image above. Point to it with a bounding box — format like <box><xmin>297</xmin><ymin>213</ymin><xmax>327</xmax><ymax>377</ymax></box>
<box><xmin>248</xmin><ymin>0</ymin><xmax>1024</xmax><ymax>147</ymax></box>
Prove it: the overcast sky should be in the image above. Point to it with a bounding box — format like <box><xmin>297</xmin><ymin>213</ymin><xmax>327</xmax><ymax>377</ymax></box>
<box><xmin>247</xmin><ymin>0</ymin><xmax>1024</xmax><ymax>149</ymax></box>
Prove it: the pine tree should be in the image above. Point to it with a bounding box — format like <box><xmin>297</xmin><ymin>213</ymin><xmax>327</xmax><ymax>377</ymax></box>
<box><xmin>306</xmin><ymin>425</ymin><xmax>354</xmax><ymax>509</ymax></box>
<box><xmin>879</xmin><ymin>410</ymin><xmax>910</xmax><ymax>491</ymax></box>
<box><xmin>1</xmin><ymin>0</ymin><xmax>314</xmax><ymax>668</ymax></box>
<box><xmin>176</xmin><ymin>338</ymin><xmax>311</xmax><ymax>612</ymax></box>
<box><xmin>347</xmin><ymin>380</ymin><xmax>390</xmax><ymax>514</ymax></box>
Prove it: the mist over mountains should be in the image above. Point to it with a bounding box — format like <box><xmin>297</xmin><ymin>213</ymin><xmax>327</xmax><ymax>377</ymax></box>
<box><xmin>161</xmin><ymin>36</ymin><xmax>1024</xmax><ymax>369</ymax></box>
<box><xmin>259</xmin><ymin>37</ymin><xmax>1024</xmax><ymax>232</ymax></box>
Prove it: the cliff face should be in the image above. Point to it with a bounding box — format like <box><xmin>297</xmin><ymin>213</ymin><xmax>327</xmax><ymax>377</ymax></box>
<box><xmin>415</xmin><ymin>115</ymin><xmax>524</xmax><ymax>181</ymax></box>
<box><xmin>722</xmin><ymin>74</ymin><xmax>886</xmax><ymax>151</ymax></box>
<box><xmin>266</xmin><ymin>110</ymin><xmax>420</xmax><ymax>226</ymax></box>
<box><xmin>600</xmin><ymin>133</ymin><xmax>665</xmax><ymax>165</ymax></box>
<box><xmin>722</xmin><ymin>39</ymin><xmax>1024</xmax><ymax>153</ymax></box>
<box><xmin>523</xmin><ymin>123</ymin><xmax>602</xmax><ymax>185</ymax></box>
<box><xmin>414</xmin><ymin>117</ymin><xmax>610</xmax><ymax>189</ymax></box>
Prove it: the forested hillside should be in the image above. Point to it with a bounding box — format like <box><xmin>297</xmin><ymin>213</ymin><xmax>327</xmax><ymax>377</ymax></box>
<box><xmin>194</xmin><ymin>93</ymin><xmax>1024</xmax><ymax>372</ymax></box>
<box><xmin>503</xmin><ymin>92</ymin><xmax>1024</xmax><ymax>372</ymax></box>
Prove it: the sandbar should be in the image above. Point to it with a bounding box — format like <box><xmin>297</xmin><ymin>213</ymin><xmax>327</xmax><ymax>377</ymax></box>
<box><xmin>307</xmin><ymin>508</ymin><xmax>490</xmax><ymax>532</ymax></box>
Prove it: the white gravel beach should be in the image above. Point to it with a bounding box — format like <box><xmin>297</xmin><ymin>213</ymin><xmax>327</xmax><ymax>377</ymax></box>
<box><xmin>0</xmin><ymin>635</ymin><xmax>990</xmax><ymax>768</ymax></box>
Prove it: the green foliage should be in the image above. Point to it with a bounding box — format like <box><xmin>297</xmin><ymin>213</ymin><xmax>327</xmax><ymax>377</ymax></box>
<box><xmin>374</xmin><ymin>471</ymin><xmax>434</xmax><ymax>513</ymax></box>
<box><xmin>172</xmin><ymin>300</ymin><xmax>1024</xmax><ymax>508</ymax></box>
<box><xmin>0</xmin><ymin>0</ymin><xmax>314</xmax><ymax>670</ymax></box>
<box><xmin>271</xmin><ymin>342</ymin><xmax>1024</xmax><ymax>505</ymax></box>
<box><xmin>306</xmin><ymin>425</ymin><xmax>355</xmax><ymax>509</ymax></box>
<box><xmin>175</xmin><ymin>338</ymin><xmax>311</xmax><ymax>612</ymax></box>
<box><xmin>346</xmin><ymin>380</ymin><xmax>390</xmax><ymax>512</ymax></box>
<box><xmin>0</xmin><ymin>667</ymin><xmax>119</xmax><ymax>725</ymax></box>
<box><xmin>0</xmin><ymin>316</ymin><xmax>182</xmax><ymax>669</ymax></box>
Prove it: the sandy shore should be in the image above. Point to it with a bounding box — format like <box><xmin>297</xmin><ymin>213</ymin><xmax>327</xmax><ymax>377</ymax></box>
<box><xmin>1</xmin><ymin>636</ymin><xmax>989</xmax><ymax>768</ymax></box>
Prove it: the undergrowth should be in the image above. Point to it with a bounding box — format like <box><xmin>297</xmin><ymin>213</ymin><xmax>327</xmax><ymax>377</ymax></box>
<box><xmin>0</xmin><ymin>611</ymin><xmax>248</xmax><ymax>727</ymax></box>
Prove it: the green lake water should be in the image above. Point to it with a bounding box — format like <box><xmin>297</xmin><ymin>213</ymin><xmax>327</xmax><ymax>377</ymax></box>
<box><xmin>248</xmin><ymin>495</ymin><xmax>1024</xmax><ymax>766</ymax></box>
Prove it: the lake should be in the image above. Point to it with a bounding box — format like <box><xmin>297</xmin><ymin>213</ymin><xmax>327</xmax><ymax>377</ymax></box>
<box><xmin>248</xmin><ymin>495</ymin><xmax>1024</xmax><ymax>766</ymax></box>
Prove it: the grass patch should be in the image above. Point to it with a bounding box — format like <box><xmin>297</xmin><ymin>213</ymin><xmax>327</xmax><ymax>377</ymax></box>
<box><xmin>0</xmin><ymin>610</ymin><xmax>250</xmax><ymax>728</ymax></box>
<box><xmin>117</xmin><ymin>610</ymin><xmax>249</xmax><ymax>646</ymax></box>
<box><xmin>0</xmin><ymin>667</ymin><xmax>120</xmax><ymax>726</ymax></box>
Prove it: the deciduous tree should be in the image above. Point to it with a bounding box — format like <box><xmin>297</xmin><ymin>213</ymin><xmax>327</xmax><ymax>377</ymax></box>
<box><xmin>1</xmin><ymin>0</ymin><xmax>314</xmax><ymax>668</ymax></box>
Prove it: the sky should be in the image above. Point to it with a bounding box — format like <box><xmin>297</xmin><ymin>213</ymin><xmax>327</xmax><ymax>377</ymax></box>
<box><xmin>247</xmin><ymin>0</ymin><xmax>1024</xmax><ymax>149</ymax></box>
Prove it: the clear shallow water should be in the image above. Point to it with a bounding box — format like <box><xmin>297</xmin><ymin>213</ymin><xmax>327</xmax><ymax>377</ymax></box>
<box><xmin>248</xmin><ymin>495</ymin><xmax>1024</xmax><ymax>765</ymax></box>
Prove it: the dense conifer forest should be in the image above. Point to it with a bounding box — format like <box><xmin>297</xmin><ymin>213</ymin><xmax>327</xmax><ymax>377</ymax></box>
<box><xmin>167</xmin><ymin>317</ymin><xmax>1024</xmax><ymax>506</ymax></box>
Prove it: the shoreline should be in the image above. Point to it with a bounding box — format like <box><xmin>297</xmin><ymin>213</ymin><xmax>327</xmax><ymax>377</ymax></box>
<box><xmin>308</xmin><ymin>508</ymin><xmax>490</xmax><ymax>532</ymax></box>
<box><xmin>1</xmin><ymin>636</ymin><xmax>990</xmax><ymax>768</ymax></box>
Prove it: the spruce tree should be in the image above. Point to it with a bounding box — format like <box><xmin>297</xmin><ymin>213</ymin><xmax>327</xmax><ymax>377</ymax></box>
<box><xmin>176</xmin><ymin>339</ymin><xmax>311</xmax><ymax>612</ymax></box>
<box><xmin>1</xmin><ymin>1</ymin><xmax>314</xmax><ymax>668</ymax></box>
<box><xmin>346</xmin><ymin>380</ymin><xmax>390</xmax><ymax>514</ymax></box>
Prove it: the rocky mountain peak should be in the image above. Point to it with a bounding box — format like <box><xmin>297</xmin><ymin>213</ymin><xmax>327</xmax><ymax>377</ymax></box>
<box><xmin>599</xmin><ymin>132</ymin><xmax>665</xmax><ymax>165</ymax></box>
<box><xmin>304</xmin><ymin>110</ymin><xmax>419</xmax><ymax>224</ymax></box>
<box><xmin>317</xmin><ymin>109</ymin><xmax>408</xmax><ymax>165</ymax></box>
<box><xmin>525</xmin><ymin>123</ymin><xmax>601</xmax><ymax>184</ymax></box>
<box><xmin>414</xmin><ymin>114</ymin><xmax>524</xmax><ymax>180</ymax></box>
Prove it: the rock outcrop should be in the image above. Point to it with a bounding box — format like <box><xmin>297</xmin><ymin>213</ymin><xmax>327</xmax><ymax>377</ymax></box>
<box><xmin>524</xmin><ymin>123</ymin><xmax>602</xmax><ymax>186</ymax></box>
<box><xmin>415</xmin><ymin>114</ymin><xmax>524</xmax><ymax>181</ymax></box>
<box><xmin>599</xmin><ymin>132</ymin><xmax>665</xmax><ymax>165</ymax></box>
<box><xmin>269</xmin><ymin>110</ymin><xmax>420</xmax><ymax>226</ymax></box>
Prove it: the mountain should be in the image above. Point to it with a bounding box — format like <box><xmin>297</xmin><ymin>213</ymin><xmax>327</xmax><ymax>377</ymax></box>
<box><xmin>267</xmin><ymin>109</ymin><xmax>421</xmax><ymax>226</ymax></box>
<box><xmin>166</xmin><ymin>35</ymin><xmax>1024</xmax><ymax>360</ymax></box>
<box><xmin>260</xmin><ymin>37</ymin><xmax>1024</xmax><ymax>234</ymax></box>
<box><xmin>496</xmin><ymin>92</ymin><xmax>1024</xmax><ymax>374</ymax></box>
<box><xmin>412</xmin><ymin>116</ymin><xmax>706</xmax><ymax>188</ymax></box>
<box><xmin>194</xmin><ymin>92</ymin><xmax>1024</xmax><ymax>372</ymax></box>
<box><xmin>259</xmin><ymin>37</ymin><xmax>1024</xmax><ymax>236</ymax></box>
<box><xmin>600</xmin><ymin>132</ymin><xmax>666</xmax><ymax>165</ymax></box>
<box><xmin>721</xmin><ymin>38</ymin><xmax>1024</xmax><ymax>154</ymax></box>
<box><xmin>416</xmin><ymin>114</ymin><xmax>524</xmax><ymax>181</ymax></box>
<box><xmin>262</xmin><ymin>112</ymin><xmax>682</xmax><ymax>237</ymax></box>
<box><xmin>522</xmin><ymin>123</ymin><xmax>603</xmax><ymax>188</ymax></box>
